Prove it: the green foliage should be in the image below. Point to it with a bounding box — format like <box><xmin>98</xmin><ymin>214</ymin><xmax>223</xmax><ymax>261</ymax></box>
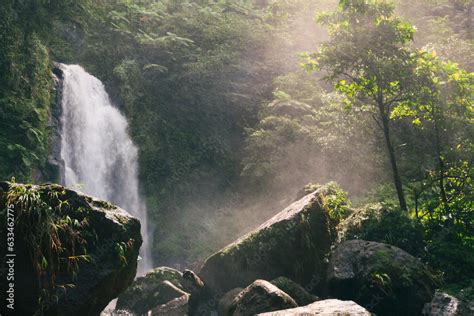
<box><xmin>0</xmin><ymin>30</ymin><xmax>52</xmax><ymax>181</ymax></box>
<box><xmin>340</xmin><ymin>204</ymin><xmax>425</xmax><ymax>255</ymax></box>
<box><xmin>391</xmin><ymin>50</ymin><xmax>474</xmax><ymax>283</ymax></box>
<box><xmin>308</xmin><ymin>0</ymin><xmax>431</xmax><ymax>211</ymax></box>
<box><xmin>75</xmin><ymin>0</ymin><xmax>327</xmax><ymax>265</ymax></box>
<box><xmin>0</xmin><ymin>0</ymin><xmax>90</xmax><ymax>181</ymax></box>
<box><xmin>323</xmin><ymin>182</ymin><xmax>351</xmax><ymax>222</ymax></box>
<box><xmin>241</xmin><ymin>70</ymin><xmax>383</xmax><ymax>195</ymax></box>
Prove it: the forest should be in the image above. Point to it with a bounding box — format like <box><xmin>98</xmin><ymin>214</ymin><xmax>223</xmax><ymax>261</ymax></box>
<box><xmin>0</xmin><ymin>0</ymin><xmax>473</xmax><ymax>315</ymax></box>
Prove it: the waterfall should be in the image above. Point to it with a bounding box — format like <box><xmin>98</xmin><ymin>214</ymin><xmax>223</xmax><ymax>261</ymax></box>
<box><xmin>59</xmin><ymin>64</ymin><xmax>152</xmax><ymax>275</ymax></box>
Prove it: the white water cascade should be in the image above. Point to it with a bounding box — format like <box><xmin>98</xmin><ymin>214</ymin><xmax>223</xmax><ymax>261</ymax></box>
<box><xmin>59</xmin><ymin>64</ymin><xmax>152</xmax><ymax>275</ymax></box>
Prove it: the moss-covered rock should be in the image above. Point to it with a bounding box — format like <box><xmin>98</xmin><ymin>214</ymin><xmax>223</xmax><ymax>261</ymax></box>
<box><xmin>116</xmin><ymin>266</ymin><xmax>186</xmax><ymax>314</ymax></box>
<box><xmin>0</xmin><ymin>181</ymin><xmax>142</xmax><ymax>316</ymax></box>
<box><xmin>327</xmin><ymin>240</ymin><xmax>439</xmax><ymax>315</ymax></box>
<box><xmin>228</xmin><ymin>280</ymin><xmax>297</xmax><ymax>316</ymax></box>
<box><xmin>270</xmin><ymin>277</ymin><xmax>318</xmax><ymax>306</ymax></box>
<box><xmin>199</xmin><ymin>183</ymin><xmax>346</xmax><ymax>296</ymax></box>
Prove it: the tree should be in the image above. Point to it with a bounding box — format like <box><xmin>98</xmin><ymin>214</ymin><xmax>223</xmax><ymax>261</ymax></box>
<box><xmin>408</xmin><ymin>53</ymin><xmax>473</xmax><ymax>212</ymax></box>
<box><xmin>306</xmin><ymin>0</ymin><xmax>421</xmax><ymax>211</ymax></box>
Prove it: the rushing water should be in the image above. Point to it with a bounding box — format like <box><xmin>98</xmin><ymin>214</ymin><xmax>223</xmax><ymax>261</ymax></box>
<box><xmin>59</xmin><ymin>64</ymin><xmax>152</xmax><ymax>275</ymax></box>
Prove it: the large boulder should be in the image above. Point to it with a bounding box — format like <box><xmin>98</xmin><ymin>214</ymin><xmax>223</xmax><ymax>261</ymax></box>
<box><xmin>199</xmin><ymin>183</ymin><xmax>345</xmax><ymax>295</ymax></box>
<box><xmin>423</xmin><ymin>290</ymin><xmax>474</xmax><ymax>316</ymax></box>
<box><xmin>327</xmin><ymin>240</ymin><xmax>438</xmax><ymax>315</ymax></box>
<box><xmin>0</xmin><ymin>182</ymin><xmax>142</xmax><ymax>316</ymax></box>
<box><xmin>115</xmin><ymin>266</ymin><xmax>187</xmax><ymax>314</ymax></box>
<box><xmin>270</xmin><ymin>277</ymin><xmax>318</xmax><ymax>306</ymax></box>
<box><xmin>228</xmin><ymin>280</ymin><xmax>297</xmax><ymax>315</ymax></box>
<box><xmin>258</xmin><ymin>299</ymin><xmax>370</xmax><ymax>315</ymax></box>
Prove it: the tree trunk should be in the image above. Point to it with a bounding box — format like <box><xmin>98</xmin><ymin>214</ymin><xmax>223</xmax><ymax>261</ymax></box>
<box><xmin>380</xmin><ymin>108</ymin><xmax>408</xmax><ymax>212</ymax></box>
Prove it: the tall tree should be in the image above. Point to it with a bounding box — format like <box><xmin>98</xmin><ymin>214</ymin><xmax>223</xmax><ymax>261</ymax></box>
<box><xmin>306</xmin><ymin>0</ymin><xmax>421</xmax><ymax>211</ymax></box>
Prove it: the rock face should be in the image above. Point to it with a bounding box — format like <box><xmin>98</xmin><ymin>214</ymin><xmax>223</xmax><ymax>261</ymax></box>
<box><xmin>0</xmin><ymin>182</ymin><xmax>142</xmax><ymax>316</ymax></box>
<box><xmin>116</xmin><ymin>266</ymin><xmax>187</xmax><ymax>314</ymax></box>
<box><xmin>270</xmin><ymin>277</ymin><xmax>318</xmax><ymax>306</ymax></box>
<box><xmin>228</xmin><ymin>280</ymin><xmax>298</xmax><ymax>316</ymax></box>
<box><xmin>199</xmin><ymin>183</ymin><xmax>343</xmax><ymax>295</ymax></box>
<box><xmin>257</xmin><ymin>299</ymin><xmax>371</xmax><ymax>315</ymax></box>
<box><xmin>327</xmin><ymin>240</ymin><xmax>438</xmax><ymax>315</ymax></box>
<box><xmin>423</xmin><ymin>291</ymin><xmax>474</xmax><ymax>316</ymax></box>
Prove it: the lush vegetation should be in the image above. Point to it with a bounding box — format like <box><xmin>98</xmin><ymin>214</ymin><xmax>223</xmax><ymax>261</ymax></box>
<box><xmin>0</xmin><ymin>0</ymin><xmax>472</xmax><ymax>297</ymax></box>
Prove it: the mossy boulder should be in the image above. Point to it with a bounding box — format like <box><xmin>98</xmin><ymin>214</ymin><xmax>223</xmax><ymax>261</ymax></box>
<box><xmin>327</xmin><ymin>240</ymin><xmax>439</xmax><ymax>315</ymax></box>
<box><xmin>116</xmin><ymin>266</ymin><xmax>187</xmax><ymax>314</ymax></box>
<box><xmin>199</xmin><ymin>183</ymin><xmax>346</xmax><ymax>296</ymax></box>
<box><xmin>228</xmin><ymin>280</ymin><xmax>297</xmax><ymax>316</ymax></box>
<box><xmin>0</xmin><ymin>182</ymin><xmax>142</xmax><ymax>316</ymax></box>
<box><xmin>270</xmin><ymin>277</ymin><xmax>318</xmax><ymax>306</ymax></box>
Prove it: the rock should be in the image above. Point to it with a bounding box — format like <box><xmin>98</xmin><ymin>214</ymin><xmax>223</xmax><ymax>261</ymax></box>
<box><xmin>423</xmin><ymin>290</ymin><xmax>474</xmax><ymax>315</ymax></box>
<box><xmin>0</xmin><ymin>182</ymin><xmax>141</xmax><ymax>316</ymax></box>
<box><xmin>327</xmin><ymin>240</ymin><xmax>438</xmax><ymax>315</ymax></box>
<box><xmin>218</xmin><ymin>288</ymin><xmax>244</xmax><ymax>316</ymax></box>
<box><xmin>150</xmin><ymin>294</ymin><xmax>190</xmax><ymax>316</ymax></box>
<box><xmin>270</xmin><ymin>277</ymin><xmax>318</xmax><ymax>306</ymax></box>
<box><xmin>199</xmin><ymin>183</ymin><xmax>344</xmax><ymax>295</ymax></box>
<box><xmin>258</xmin><ymin>299</ymin><xmax>370</xmax><ymax>315</ymax></box>
<box><xmin>116</xmin><ymin>266</ymin><xmax>187</xmax><ymax>314</ymax></box>
<box><xmin>228</xmin><ymin>280</ymin><xmax>297</xmax><ymax>316</ymax></box>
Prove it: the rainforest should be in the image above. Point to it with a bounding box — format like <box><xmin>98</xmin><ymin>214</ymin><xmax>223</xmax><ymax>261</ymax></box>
<box><xmin>0</xmin><ymin>0</ymin><xmax>473</xmax><ymax>315</ymax></box>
